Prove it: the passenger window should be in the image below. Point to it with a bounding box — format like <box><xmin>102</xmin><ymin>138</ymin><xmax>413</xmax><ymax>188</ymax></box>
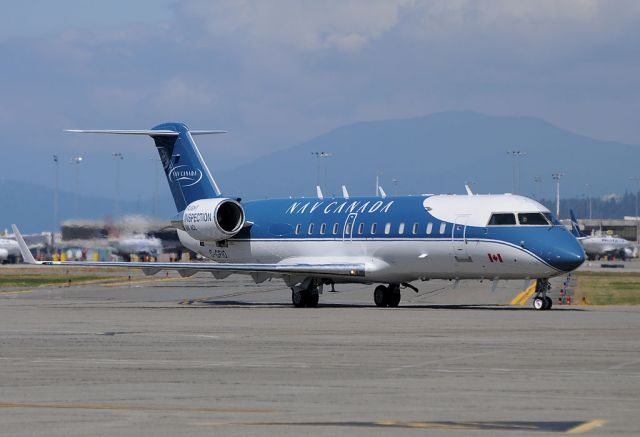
<box><xmin>412</xmin><ymin>223</ymin><xmax>418</xmax><ymax>234</ymax></box>
<box><xmin>398</xmin><ymin>223</ymin><xmax>405</xmax><ymax>235</ymax></box>
<box><xmin>358</xmin><ymin>223</ymin><xmax>364</xmax><ymax>235</ymax></box>
<box><xmin>488</xmin><ymin>213</ymin><xmax>516</xmax><ymax>226</ymax></box>
<box><xmin>345</xmin><ymin>223</ymin><xmax>352</xmax><ymax>234</ymax></box>
<box><xmin>371</xmin><ymin>223</ymin><xmax>377</xmax><ymax>234</ymax></box>
<box><xmin>384</xmin><ymin>223</ymin><xmax>391</xmax><ymax>235</ymax></box>
<box><xmin>332</xmin><ymin>223</ymin><xmax>339</xmax><ymax>235</ymax></box>
<box><xmin>518</xmin><ymin>213</ymin><xmax>549</xmax><ymax>225</ymax></box>
<box><xmin>426</xmin><ymin>222</ymin><xmax>433</xmax><ymax>234</ymax></box>
<box><xmin>308</xmin><ymin>223</ymin><xmax>315</xmax><ymax>235</ymax></box>
<box><xmin>439</xmin><ymin>223</ymin><xmax>446</xmax><ymax>234</ymax></box>
<box><xmin>295</xmin><ymin>224</ymin><xmax>301</xmax><ymax>235</ymax></box>
<box><xmin>320</xmin><ymin>223</ymin><xmax>326</xmax><ymax>235</ymax></box>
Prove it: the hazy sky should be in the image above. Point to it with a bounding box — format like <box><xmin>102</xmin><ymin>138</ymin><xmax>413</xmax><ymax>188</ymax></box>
<box><xmin>2</xmin><ymin>0</ymin><xmax>639</xmax><ymax>199</ymax></box>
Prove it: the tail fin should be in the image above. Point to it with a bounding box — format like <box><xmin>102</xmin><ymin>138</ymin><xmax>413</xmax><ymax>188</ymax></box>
<box><xmin>66</xmin><ymin>123</ymin><xmax>225</xmax><ymax>212</ymax></box>
<box><xmin>569</xmin><ymin>209</ymin><xmax>582</xmax><ymax>238</ymax></box>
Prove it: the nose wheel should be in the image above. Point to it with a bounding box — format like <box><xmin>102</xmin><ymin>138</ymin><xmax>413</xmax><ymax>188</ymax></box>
<box><xmin>532</xmin><ymin>279</ymin><xmax>553</xmax><ymax>311</ymax></box>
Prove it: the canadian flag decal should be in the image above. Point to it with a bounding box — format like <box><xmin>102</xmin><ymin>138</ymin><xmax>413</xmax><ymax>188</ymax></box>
<box><xmin>487</xmin><ymin>253</ymin><xmax>503</xmax><ymax>263</ymax></box>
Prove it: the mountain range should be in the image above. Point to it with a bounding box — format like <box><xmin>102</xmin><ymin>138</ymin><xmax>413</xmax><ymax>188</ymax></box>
<box><xmin>3</xmin><ymin>111</ymin><xmax>640</xmax><ymax>233</ymax></box>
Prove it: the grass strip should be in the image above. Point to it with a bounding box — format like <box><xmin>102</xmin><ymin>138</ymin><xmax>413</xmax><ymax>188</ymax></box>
<box><xmin>573</xmin><ymin>271</ymin><xmax>640</xmax><ymax>305</ymax></box>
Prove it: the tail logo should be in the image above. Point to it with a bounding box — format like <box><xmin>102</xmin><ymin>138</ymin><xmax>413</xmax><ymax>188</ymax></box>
<box><xmin>169</xmin><ymin>165</ymin><xmax>203</xmax><ymax>188</ymax></box>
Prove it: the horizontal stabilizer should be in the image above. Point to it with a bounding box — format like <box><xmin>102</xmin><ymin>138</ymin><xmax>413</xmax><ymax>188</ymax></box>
<box><xmin>65</xmin><ymin>129</ymin><xmax>178</xmax><ymax>136</ymax></box>
<box><xmin>65</xmin><ymin>129</ymin><xmax>226</xmax><ymax>136</ymax></box>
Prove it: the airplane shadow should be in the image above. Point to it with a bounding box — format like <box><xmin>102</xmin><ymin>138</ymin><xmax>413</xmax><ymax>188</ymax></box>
<box><xmin>185</xmin><ymin>300</ymin><xmax>587</xmax><ymax>311</ymax></box>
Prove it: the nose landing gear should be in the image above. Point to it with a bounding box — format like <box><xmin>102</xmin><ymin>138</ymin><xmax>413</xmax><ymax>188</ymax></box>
<box><xmin>532</xmin><ymin>278</ymin><xmax>553</xmax><ymax>311</ymax></box>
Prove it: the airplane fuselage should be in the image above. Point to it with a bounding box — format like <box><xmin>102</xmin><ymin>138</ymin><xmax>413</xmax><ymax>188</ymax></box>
<box><xmin>179</xmin><ymin>194</ymin><xmax>584</xmax><ymax>283</ymax></box>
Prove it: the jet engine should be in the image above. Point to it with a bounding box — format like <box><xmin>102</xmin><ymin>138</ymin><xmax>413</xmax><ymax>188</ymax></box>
<box><xmin>177</xmin><ymin>198</ymin><xmax>245</xmax><ymax>242</ymax></box>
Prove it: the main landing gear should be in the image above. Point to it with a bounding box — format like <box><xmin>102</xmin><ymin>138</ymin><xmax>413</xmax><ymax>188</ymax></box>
<box><xmin>532</xmin><ymin>278</ymin><xmax>553</xmax><ymax>311</ymax></box>
<box><xmin>374</xmin><ymin>284</ymin><xmax>401</xmax><ymax>307</ymax></box>
<box><xmin>291</xmin><ymin>279</ymin><xmax>321</xmax><ymax>308</ymax></box>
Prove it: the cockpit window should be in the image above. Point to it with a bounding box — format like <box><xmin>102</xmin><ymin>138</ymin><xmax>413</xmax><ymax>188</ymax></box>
<box><xmin>543</xmin><ymin>212</ymin><xmax>560</xmax><ymax>225</ymax></box>
<box><xmin>518</xmin><ymin>213</ymin><xmax>550</xmax><ymax>225</ymax></box>
<box><xmin>488</xmin><ymin>213</ymin><xmax>516</xmax><ymax>225</ymax></box>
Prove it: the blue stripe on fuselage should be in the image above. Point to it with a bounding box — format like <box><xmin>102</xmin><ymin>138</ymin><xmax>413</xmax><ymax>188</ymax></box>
<box><xmin>230</xmin><ymin>195</ymin><xmax>583</xmax><ymax>272</ymax></box>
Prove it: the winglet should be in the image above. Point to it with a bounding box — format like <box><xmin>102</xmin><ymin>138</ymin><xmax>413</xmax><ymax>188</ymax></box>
<box><xmin>316</xmin><ymin>185</ymin><xmax>324</xmax><ymax>200</ymax></box>
<box><xmin>378</xmin><ymin>185</ymin><xmax>387</xmax><ymax>199</ymax></box>
<box><xmin>11</xmin><ymin>225</ymin><xmax>39</xmax><ymax>265</ymax></box>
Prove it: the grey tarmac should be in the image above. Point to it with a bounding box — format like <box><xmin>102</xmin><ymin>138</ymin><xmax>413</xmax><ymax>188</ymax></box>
<box><xmin>0</xmin><ymin>269</ymin><xmax>638</xmax><ymax>436</ymax></box>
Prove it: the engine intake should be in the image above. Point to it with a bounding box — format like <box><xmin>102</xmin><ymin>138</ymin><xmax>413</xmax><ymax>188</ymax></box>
<box><xmin>180</xmin><ymin>198</ymin><xmax>245</xmax><ymax>241</ymax></box>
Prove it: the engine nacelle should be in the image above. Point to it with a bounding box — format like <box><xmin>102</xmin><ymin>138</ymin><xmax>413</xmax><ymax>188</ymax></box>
<box><xmin>180</xmin><ymin>198</ymin><xmax>245</xmax><ymax>241</ymax></box>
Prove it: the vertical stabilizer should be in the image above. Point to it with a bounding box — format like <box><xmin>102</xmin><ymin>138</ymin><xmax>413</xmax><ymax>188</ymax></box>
<box><xmin>569</xmin><ymin>210</ymin><xmax>583</xmax><ymax>238</ymax></box>
<box><xmin>66</xmin><ymin>123</ymin><xmax>226</xmax><ymax>212</ymax></box>
<box><xmin>151</xmin><ymin>123</ymin><xmax>221</xmax><ymax>211</ymax></box>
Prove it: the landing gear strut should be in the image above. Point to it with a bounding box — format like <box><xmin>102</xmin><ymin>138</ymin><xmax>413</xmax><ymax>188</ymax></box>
<box><xmin>291</xmin><ymin>279</ymin><xmax>321</xmax><ymax>308</ymax></box>
<box><xmin>373</xmin><ymin>284</ymin><xmax>401</xmax><ymax>307</ymax></box>
<box><xmin>532</xmin><ymin>278</ymin><xmax>552</xmax><ymax>311</ymax></box>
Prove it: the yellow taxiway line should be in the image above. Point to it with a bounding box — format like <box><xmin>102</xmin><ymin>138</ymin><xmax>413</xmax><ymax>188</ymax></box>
<box><xmin>511</xmin><ymin>282</ymin><xmax>536</xmax><ymax>306</ymax></box>
<box><xmin>0</xmin><ymin>289</ymin><xmax>33</xmax><ymax>295</ymax></box>
<box><xmin>566</xmin><ymin>419</ymin><xmax>607</xmax><ymax>434</ymax></box>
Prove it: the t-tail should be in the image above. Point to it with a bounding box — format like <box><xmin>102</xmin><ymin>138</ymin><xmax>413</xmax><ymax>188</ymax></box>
<box><xmin>569</xmin><ymin>209</ymin><xmax>584</xmax><ymax>238</ymax></box>
<box><xmin>66</xmin><ymin>123</ymin><xmax>226</xmax><ymax>212</ymax></box>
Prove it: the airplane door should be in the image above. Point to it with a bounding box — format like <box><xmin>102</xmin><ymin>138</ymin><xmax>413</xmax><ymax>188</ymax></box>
<box><xmin>452</xmin><ymin>214</ymin><xmax>472</xmax><ymax>262</ymax></box>
<box><xmin>343</xmin><ymin>213</ymin><xmax>357</xmax><ymax>242</ymax></box>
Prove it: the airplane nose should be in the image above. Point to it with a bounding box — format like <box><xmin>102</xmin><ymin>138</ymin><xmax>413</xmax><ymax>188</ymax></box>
<box><xmin>549</xmin><ymin>245</ymin><xmax>585</xmax><ymax>272</ymax></box>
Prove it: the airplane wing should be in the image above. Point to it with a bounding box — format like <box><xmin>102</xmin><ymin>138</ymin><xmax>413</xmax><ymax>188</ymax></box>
<box><xmin>11</xmin><ymin>225</ymin><xmax>365</xmax><ymax>279</ymax></box>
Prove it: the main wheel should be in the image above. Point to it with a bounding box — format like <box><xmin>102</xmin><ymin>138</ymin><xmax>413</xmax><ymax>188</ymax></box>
<box><xmin>306</xmin><ymin>291</ymin><xmax>319</xmax><ymax>307</ymax></box>
<box><xmin>533</xmin><ymin>296</ymin><xmax>546</xmax><ymax>310</ymax></box>
<box><xmin>544</xmin><ymin>296</ymin><xmax>553</xmax><ymax>310</ymax></box>
<box><xmin>387</xmin><ymin>290</ymin><xmax>401</xmax><ymax>307</ymax></box>
<box><xmin>374</xmin><ymin>285</ymin><xmax>387</xmax><ymax>307</ymax></box>
<box><xmin>292</xmin><ymin>289</ymin><xmax>306</xmax><ymax>308</ymax></box>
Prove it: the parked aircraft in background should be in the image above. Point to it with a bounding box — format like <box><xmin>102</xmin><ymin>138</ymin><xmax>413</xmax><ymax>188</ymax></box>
<box><xmin>13</xmin><ymin>122</ymin><xmax>585</xmax><ymax>310</ymax></box>
<box><xmin>570</xmin><ymin>210</ymin><xmax>636</xmax><ymax>260</ymax></box>
<box><xmin>0</xmin><ymin>237</ymin><xmax>20</xmax><ymax>263</ymax></box>
<box><xmin>112</xmin><ymin>234</ymin><xmax>163</xmax><ymax>260</ymax></box>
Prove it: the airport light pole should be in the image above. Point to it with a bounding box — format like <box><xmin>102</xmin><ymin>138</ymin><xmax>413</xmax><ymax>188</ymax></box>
<box><xmin>533</xmin><ymin>176</ymin><xmax>542</xmax><ymax>200</ymax></box>
<box><xmin>630</xmin><ymin>177</ymin><xmax>640</xmax><ymax>242</ymax></box>
<box><xmin>508</xmin><ymin>150</ymin><xmax>527</xmax><ymax>194</ymax></box>
<box><xmin>71</xmin><ymin>156</ymin><xmax>83</xmax><ymax>217</ymax></box>
<box><xmin>375</xmin><ymin>170</ymin><xmax>383</xmax><ymax>196</ymax></box>
<box><xmin>150</xmin><ymin>157</ymin><xmax>161</xmax><ymax>217</ymax></box>
<box><xmin>112</xmin><ymin>153</ymin><xmax>124</xmax><ymax>219</ymax></box>
<box><xmin>53</xmin><ymin>155</ymin><xmax>59</xmax><ymax>231</ymax></box>
<box><xmin>552</xmin><ymin>172</ymin><xmax>564</xmax><ymax>219</ymax></box>
<box><xmin>311</xmin><ymin>151</ymin><xmax>332</xmax><ymax>191</ymax></box>
<box><xmin>585</xmin><ymin>183</ymin><xmax>593</xmax><ymax>220</ymax></box>
<box><xmin>392</xmin><ymin>178</ymin><xmax>399</xmax><ymax>196</ymax></box>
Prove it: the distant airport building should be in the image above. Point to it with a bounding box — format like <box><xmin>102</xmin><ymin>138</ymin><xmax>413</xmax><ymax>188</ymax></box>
<box><xmin>564</xmin><ymin>217</ymin><xmax>640</xmax><ymax>242</ymax></box>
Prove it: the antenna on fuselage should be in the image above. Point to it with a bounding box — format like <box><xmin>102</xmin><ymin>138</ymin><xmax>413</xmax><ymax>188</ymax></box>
<box><xmin>378</xmin><ymin>185</ymin><xmax>387</xmax><ymax>199</ymax></box>
<box><xmin>465</xmin><ymin>184</ymin><xmax>474</xmax><ymax>195</ymax></box>
<box><xmin>316</xmin><ymin>186</ymin><xmax>324</xmax><ymax>200</ymax></box>
<box><xmin>341</xmin><ymin>185</ymin><xmax>350</xmax><ymax>199</ymax></box>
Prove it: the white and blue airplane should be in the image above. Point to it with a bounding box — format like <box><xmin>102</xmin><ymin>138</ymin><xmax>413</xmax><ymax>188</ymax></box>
<box><xmin>570</xmin><ymin>210</ymin><xmax>635</xmax><ymax>260</ymax></box>
<box><xmin>13</xmin><ymin>122</ymin><xmax>585</xmax><ymax>310</ymax></box>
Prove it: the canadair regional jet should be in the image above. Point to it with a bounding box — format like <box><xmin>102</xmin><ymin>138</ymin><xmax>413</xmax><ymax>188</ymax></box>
<box><xmin>13</xmin><ymin>122</ymin><xmax>585</xmax><ymax>310</ymax></box>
